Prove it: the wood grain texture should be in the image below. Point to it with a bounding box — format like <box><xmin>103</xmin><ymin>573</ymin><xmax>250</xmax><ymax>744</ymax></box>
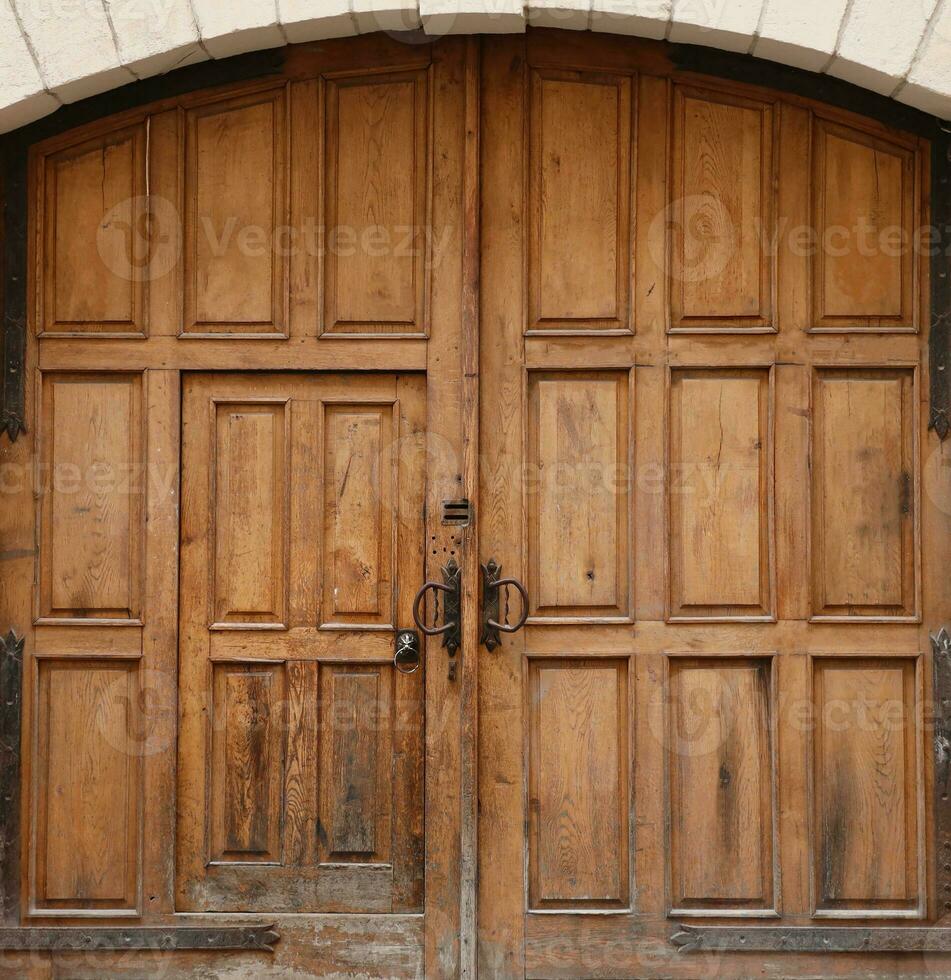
<box><xmin>318</xmin><ymin>665</ymin><xmax>393</xmax><ymax>863</ymax></box>
<box><xmin>528</xmin><ymin>69</ymin><xmax>632</xmax><ymax>333</ymax></box>
<box><xmin>527</xmin><ymin>371</ymin><xmax>631</xmax><ymax>621</ymax></box>
<box><xmin>10</xmin><ymin>28</ymin><xmax>944</xmax><ymax>980</ymax></box>
<box><xmin>211</xmin><ymin>400</ymin><xmax>289</xmax><ymax>627</ymax></box>
<box><xmin>183</xmin><ymin>87</ymin><xmax>288</xmax><ymax>336</ymax></box>
<box><xmin>670</xmin><ymin>86</ymin><xmax>774</xmax><ymax>332</ymax></box>
<box><xmin>323</xmin><ymin>71</ymin><xmax>430</xmax><ymax>336</ymax></box>
<box><xmin>37</xmin><ymin>124</ymin><xmax>147</xmax><ymax>337</ymax></box>
<box><xmin>31</xmin><ymin>658</ymin><xmax>140</xmax><ymax>914</ymax></box>
<box><xmin>668</xmin><ymin>368</ymin><xmax>774</xmax><ymax>620</ymax></box>
<box><xmin>321</xmin><ymin>405</ymin><xmax>394</xmax><ymax>626</ymax></box>
<box><xmin>810</xmin><ymin>368</ymin><xmax>918</xmax><ymax>620</ymax></box>
<box><xmin>528</xmin><ymin>659</ymin><xmax>630</xmax><ymax>910</ymax></box>
<box><xmin>812</xmin><ymin>117</ymin><xmax>919</xmax><ymax>332</ymax></box>
<box><xmin>811</xmin><ymin>656</ymin><xmax>924</xmax><ymax>916</ymax></box>
<box><xmin>209</xmin><ymin>662</ymin><xmax>285</xmax><ymax>863</ymax></box>
<box><xmin>667</xmin><ymin>656</ymin><xmax>776</xmax><ymax>913</ymax></box>
<box><xmin>38</xmin><ymin>372</ymin><xmax>144</xmax><ymax>623</ymax></box>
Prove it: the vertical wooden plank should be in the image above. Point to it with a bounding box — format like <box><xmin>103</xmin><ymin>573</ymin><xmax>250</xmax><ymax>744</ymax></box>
<box><xmin>393</xmin><ymin>373</ymin><xmax>427</xmax><ymax>914</ymax></box>
<box><xmin>632</xmin><ymin>73</ymin><xmax>669</xmax><ymax>623</ymax></box>
<box><xmin>141</xmin><ymin>369</ymin><xmax>179</xmax><ymax>916</ymax></box>
<box><xmin>478</xmin><ymin>32</ymin><xmax>526</xmax><ymax>980</ymax></box>
<box><xmin>423</xmin><ymin>34</ymin><xmax>469</xmax><ymax>980</ymax></box>
<box><xmin>459</xmin><ymin>40</ymin><xmax>482</xmax><ymax>963</ymax></box>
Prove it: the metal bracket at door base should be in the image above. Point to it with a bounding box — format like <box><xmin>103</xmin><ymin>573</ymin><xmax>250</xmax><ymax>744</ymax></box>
<box><xmin>672</xmin><ymin>924</ymin><xmax>951</xmax><ymax>953</ymax></box>
<box><xmin>0</xmin><ymin>925</ymin><xmax>280</xmax><ymax>952</ymax></box>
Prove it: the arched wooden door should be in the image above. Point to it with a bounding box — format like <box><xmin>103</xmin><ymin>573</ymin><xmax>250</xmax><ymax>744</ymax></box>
<box><xmin>3</xmin><ymin>26</ymin><xmax>951</xmax><ymax>980</ymax></box>
<box><xmin>478</xmin><ymin>30</ymin><xmax>951</xmax><ymax>980</ymax></box>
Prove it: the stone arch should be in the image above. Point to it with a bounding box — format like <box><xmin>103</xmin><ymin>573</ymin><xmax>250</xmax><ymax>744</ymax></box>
<box><xmin>1</xmin><ymin>1</ymin><xmax>951</xmax><ymax>134</ymax></box>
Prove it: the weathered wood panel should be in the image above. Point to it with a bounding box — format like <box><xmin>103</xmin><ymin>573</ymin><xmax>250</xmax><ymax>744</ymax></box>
<box><xmin>321</xmin><ymin>405</ymin><xmax>394</xmax><ymax>627</ymax></box>
<box><xmin>323</xmin><ymin>71</ymin><xmax>429</xmax><ymax>335</ymax></box>
<box><xmin>184</xmin><ymin>88</ymin><xmax>288</xmax><ymax>336</ymax></box>
<box><xmin>318</xmin><ymin>665</ymin><xmax>393</xmax><ymax>863</ymax></box>
<box><xmin>209</xmin><ymin>662</ymin><xmax>286</xmax><ymax>864</ymax></box>
<box><xmin>32</xmin><ymin>658</ymin><xmax>141</xmax><ymax>913</ymax></box>
<box><xmin>39</xmin><ymin>125</ymin><xmax>147</xmax><ymax>337</ymax></box>
<box><xmin>668</xmin><ymin>368</ymin><xmax>773</xmax><ymax>619</ymax></box>
<box><xmin>812</xmin><ymin>118</ymin><xmax>918</xmax><ymax>332</ymax></box>
<box><xmin>670</xmin><ymin>86</ymin><xmax>773</xmax><ymax>331</ymax></box>
<box><xmin>212</xmin><ymin>401</ymin><xmax>288</xmax><ymax>627</ymax></box>
<box><xmin>38</xmin><ymin>373</ymin><xmax>143</xmax><ymax>622</ymax></box>
<box><xmin>528</xmin><ymin>658</ymin><xmax>629</xmax><ymax>910</ymax></box>
<box><xmin>668</xmin><ymin>656</ymin><xmax>775</xmax><ymax>913</ymax></box>
<box><xmin>811</xmin><ymin>368</ymin><xmax>917</xmax><ymax>620</ymax></box>
<box><xmin>811</xmin><ymin>656</ymin><xmax>923</xmax><ymax>915</ymax></box>
<box><xmin>528</xmin><ymin>372</ymin><xmax>631</xmax><ymax>620</ymax></box>
<box><xmin>528</xmin><ymin>69</ymin><xmax>632</xmax><ymax>333</ymax></box>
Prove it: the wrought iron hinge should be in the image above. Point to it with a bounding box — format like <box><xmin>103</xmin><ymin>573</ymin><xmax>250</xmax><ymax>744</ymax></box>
<box><xmin>0</xmin><ymin>628</ymin><xmax>23</xmax><ymax>926</ymax></box>
<box><xmin>934</xmin><ymin>627</ymin><xmax>951</xmax><ymax>918</ymax></box>
<box><xmin>0</xmin><ymin>925</ymin><xmax>280</xmax><ymax>952</ymax></box>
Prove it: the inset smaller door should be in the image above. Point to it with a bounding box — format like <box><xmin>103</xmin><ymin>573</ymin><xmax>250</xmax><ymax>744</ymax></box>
<box><xmin>177</xmin><ymin>372</ymin><xmax>426</xmax><ymax>913</ymax></box>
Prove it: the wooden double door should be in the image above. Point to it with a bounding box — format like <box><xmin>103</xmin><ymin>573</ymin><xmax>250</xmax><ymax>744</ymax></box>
<box><xmin>7</xmin><ymin>25</ymin><xmax>951</xmax><ymax>980</ymax></box>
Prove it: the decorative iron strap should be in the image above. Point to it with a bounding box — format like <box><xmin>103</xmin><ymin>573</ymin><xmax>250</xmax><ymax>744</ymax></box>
<box><xmin>0</xmin><ymin>145</ymin><xmax>27</xmax><ymax>442</ymax></box>
<box><xmin>931</xmin><ymin>135</ymin><xmax>951</xmax><ymax>441</ymax></box>
<box><xmin>0</xmin><ymin>629</ymin><xmax>23</xmax><ymax>926</ymax></box>
<box><xmin>934</xmin><ymin>627</ymin><xmax>951</xmax><ymax>919</ymax></box>
<box><xmin>673</xmin><ymin>925</ymin><xmax>951</xmax><ymax>953</ymax></box>
<box><xmin>0</xmin><ymin>924</ymin><xmax>280</xmax><ymax>952</ymax></box>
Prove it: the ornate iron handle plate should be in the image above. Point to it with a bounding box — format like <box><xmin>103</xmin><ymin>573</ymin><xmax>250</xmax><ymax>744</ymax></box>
<box><xmin>481</xmin><ymin>559</ymin><xmax>529</xmax><ymax>651</ymax></box>
<box><xmin>412</xmin><ymin>558</ymin><xmax>461</xmax><ymax>679</ymax></box>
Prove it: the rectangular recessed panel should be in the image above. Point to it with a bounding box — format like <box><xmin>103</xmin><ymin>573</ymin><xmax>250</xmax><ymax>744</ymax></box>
<box><xmin>324</xmin><ymin>71</ymin><xmax>429</xmax><ymax>335</ymax></box>
<box><xmin>669</xmin><ymin>369</ymin><xmax>772</xmax><ymax>619</ymax></box>
<box><xmin>529</xmin><ymin>69</ymin><xmax>632</xmax><ymax>332</ymax></box>
<box><xmin>812</xmin><ymin>658</ymin><xmax>921</xmax><ymax>913</ymax></box>
<box><xmin>671</xmin><ymin>86</ymin><xmax>773</xmax><ymax>331</ymax></box>
<box><xmin>42</xmin><ymin>126</ymin><xmax>146</xmax><ymax>336</ymax></box>
<box><xmin>33</xmin><ymin>659</ymin><xmax>140</xmax><ymax>911</ymax></box>
<box><xmin>40</xmin><ymin>373</ymin><xmax>143</xmax><ymax>621</ymax></box>
<box><xmin>318</xmin><ymin>665</ymin><xmax>393</xmax><ymax>863</ymax></box>
<box><xmin>812</xmin><ymin>119</ymin><xmax>917</xmax><ymax>331</ymax></box>
<box><xmin>322</xmin><ymin>405</ymin><xmax>394</xmax><ymax>626</ymax></box>
<box><xmin>213</xmin><ymin>402</ymin><xmax>288</xmax><ymax>626</ymax></box>
<box><xmin>528</xmin><ymin>372</ymin><xmax>630</xmax><ymax>620</ymax></box>
<box><xmin>210</xmin><ymin>663</ymin><xmax>286</xmax><ymax>863</ymax></box>
<box><xmin>528</xmin><ymin>659</ymin><xmax>629</xmax><ymax>910</ymax></box>
<box><xmin>811</xmin><ymin>369</ymin><xmax>916</xmax><ymax>619</ymax></box>
<box><xmin>668</xmin><ymin>658</ymin><xmax>774</xmax><ymax>912</ymax></box>
<box><xmin>184</xmin><ymin>89</ymin><xmax>287</xmax><ymax>334</ymax></box>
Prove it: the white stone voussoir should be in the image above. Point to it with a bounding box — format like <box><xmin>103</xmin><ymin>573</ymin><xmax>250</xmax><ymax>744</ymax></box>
<box><xmin>4</xmin><ymin>0</ymin><xmax>951</xmax><ymax>135</ymax></box>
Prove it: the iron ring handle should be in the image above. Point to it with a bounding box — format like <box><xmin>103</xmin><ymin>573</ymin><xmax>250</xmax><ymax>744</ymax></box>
<box><xmin>413</xmin><ymin>581</ymin><xmax>458</xmax><ymax>637</ymax></box>
<box><xmin>486</xmin><ymin>576</ymin><xmax>529</xmax><ymax>633</ymax></box>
